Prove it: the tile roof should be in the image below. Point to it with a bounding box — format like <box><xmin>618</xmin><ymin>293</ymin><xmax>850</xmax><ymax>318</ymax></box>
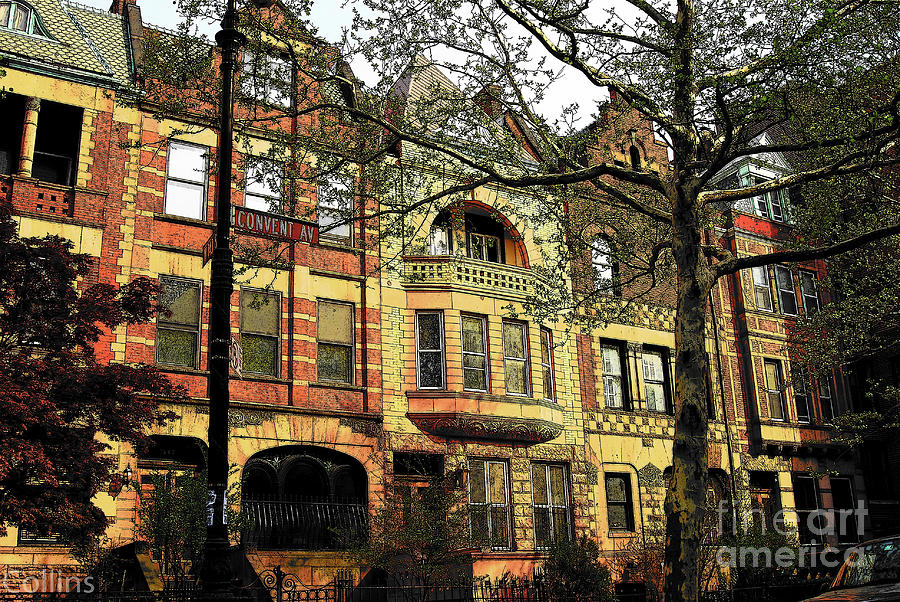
<box><xmin>0</xmin><ymin>0</ymin><xmax>132</xmax><ymax>85</ymax></box>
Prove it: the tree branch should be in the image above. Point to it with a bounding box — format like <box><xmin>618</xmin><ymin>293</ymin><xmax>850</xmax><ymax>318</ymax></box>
<box><xmin>714</xmin><ymin>222</ymin><xmax>900</xmax><ymax>277</ymax></box>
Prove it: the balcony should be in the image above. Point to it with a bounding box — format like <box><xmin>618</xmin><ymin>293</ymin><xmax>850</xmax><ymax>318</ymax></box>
<box><xmin>407</xmin><ymin>390</ymin><xmax>564</xmax><ymax>444</ymax></box>
<box><xmin>403</xmin><ymin>256</ymin><xmax>534</xmax><ymax>301</ymax></box>
<box><xmin>242</xmin><ymin>496</ymin><xmax>368</xmax><ymax>550</ymax></box>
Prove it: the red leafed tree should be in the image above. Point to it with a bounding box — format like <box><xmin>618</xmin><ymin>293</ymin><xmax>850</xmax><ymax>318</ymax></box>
<box><xmin>0</xmin><ymin>206</ymin><xmax>181</xmax><ymax>546</ymax></box>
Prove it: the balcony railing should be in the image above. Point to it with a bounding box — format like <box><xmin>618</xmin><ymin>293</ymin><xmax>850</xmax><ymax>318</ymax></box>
<box><xmin>242</xmin><ymin>496</ymin><xmax>367</xmax><ymax>550</ymax></box>
<box><xmin>403</xmin><ymin>256</ymin><xmax>534</xmax><ymax>300</ymax></box>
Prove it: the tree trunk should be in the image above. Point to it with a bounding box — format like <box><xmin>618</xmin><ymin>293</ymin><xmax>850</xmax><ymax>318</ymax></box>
<box><xmin>663</xmin><ymin>184</ymin><xmax>713</xmax><ymax>602</ymax></box>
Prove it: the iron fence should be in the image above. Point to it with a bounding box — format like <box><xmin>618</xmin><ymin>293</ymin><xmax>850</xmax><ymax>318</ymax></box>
<box><xmin>243</xmin><ymin>497</ymin><xmax>368</xmax><ymax>550</ymax></box>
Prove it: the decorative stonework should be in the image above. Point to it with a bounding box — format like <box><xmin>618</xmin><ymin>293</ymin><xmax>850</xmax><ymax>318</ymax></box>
<box><xmin>637</xmin><ymin>462</ymin><xmax>665</xmax><ymax>488</ymax></box>
<box><xmin>339</xmin><ymin>417</ymin><xmax>383</xmax><ymax>439</ymax></box>
<box><xmin>585</xmin><ymin>463</ymin><xmax>599</xmax><ymax>486</ymax></box>
<box><xmin>407</xmin><ymin>412</ymin><xmax>563</xmax><ymax>444</ymax></box>
<box><xmin>228</xmin><ymin>409</ymin><xmax>274</xmax><ymax>428</ymax></box>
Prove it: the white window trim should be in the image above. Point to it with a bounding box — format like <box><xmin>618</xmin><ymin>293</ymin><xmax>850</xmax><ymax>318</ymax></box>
<box><xmin>461</xmin><ymin>315</ymin><xmax>489</xmax><ymax>393</ymax></box>
<box><xmin>601</xmin><ymin>343</ymin><xmax>626</xmax><ymax>409</ymax></box>
<box><xmin>415</xmin><ymin>311</ymin><xmax>445</xmax><ymax>390</ymax></box>
<box><xmin>751</xmin><ymin>266</ymin><xmax>774</xmax><ymax>312</ymax></box>
<box><xmin>163</xmin><ymin>141</ymin><xmax>208</xmax><ymax>221</ymax></box>
<box><xmin>468</xmin><ymin>459</ymin><xmax>512</xmax><ymax>551</ymax></box>
<box><xmin>531</xmin><ymin>463</ymin><xmax>571</xmax><ymax>549</ymax></box>
<box><xmin>774</xmin><ymin>265</ymin><xmax>799</xmax><ymax>316</ymax></box>
<box><xmin>539</xmin><ymin>327</ymin><xmax>555</xmax><ymax>402</ymax></box>
<box><xmin>502</xmin><ymin>321</ymin><xmax>530</xmax><ymax>397</ymax></box>
<box><xmin>763</xmin><ymin>359</ymin><xmax>787</xmax><ymax>422</ymax></box>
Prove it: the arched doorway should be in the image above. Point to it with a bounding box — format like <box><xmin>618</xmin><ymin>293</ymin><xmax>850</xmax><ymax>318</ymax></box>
<box><xmin>241</xmin><ymin>446</ymin><xmax>367</xmax><ymax>550</ymax></box>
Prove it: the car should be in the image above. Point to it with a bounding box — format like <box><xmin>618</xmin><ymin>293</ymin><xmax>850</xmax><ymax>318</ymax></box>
<box><xmin>805</xmin><ymin>536</ymin><xmax>900</xmax><ymax>601</ymax></box>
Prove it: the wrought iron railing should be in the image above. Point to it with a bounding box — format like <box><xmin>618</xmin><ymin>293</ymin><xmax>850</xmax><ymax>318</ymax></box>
<box><xmin>243</xmin><ymin>496</ymin><xmax>368</xmax><ymax>550</ymax></box>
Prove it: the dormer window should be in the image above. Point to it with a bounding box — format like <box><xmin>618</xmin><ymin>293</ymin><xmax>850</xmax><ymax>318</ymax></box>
<box><xmin>0</xmin><ymin>2</ymin><xmax>52</xmax><ymax>38</ymax></box>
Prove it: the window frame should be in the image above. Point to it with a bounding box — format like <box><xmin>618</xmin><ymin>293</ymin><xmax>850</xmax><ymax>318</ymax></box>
<box><xmin>642</xmin><ymin>347</ymin><xmax>671</xmax><ymax>414</ymax></box>
<box><xmin>461</xmin><ymin>314</ymin><xmax>489</xmax><ymax>393</ymax></box>
<box><xmin>751</xmin><ymin>266</ymin><xmax>774</xmax><ymax>312</ymax></box>
<box><xmin>799</xmin><ymin>270</ymin><xmax>821</xmax><ymax>315</ymax></box>
<box><xmin>316</xmin><ymin>299</ymin><xmax>355</xmax><ymax>384</ymax></box>
<box><xmin>502</xmin><ymin>321</ymin><xmax>530</xmax><ymax>397</ymax></box>
<box><xmin>244</xmin><ymin>156</ymin><xmax>284</xmax><ymax>214</ymax></box>
<box><xmin>600</xmin><ymin>341</ymin><xmax>629</xmax><ymax>410</ymax></box>
<box><xmin>155</xmin><ymin>276</ymin><xmax>202</xmax><ymax>369</ymax></box>
<box><xmin>316</xmin><ymin>171</ymin><xmax>355</xmax><ymax>245</ymax></box>
<box><xmin>774</xmin><ymin>265</ymin><xmax>799</xmax><ymax>316</ymax></box>
<box><xmin>240</xmin><ymin>50</ymin><xmax>294</xmax><ymax>108</ymax></box>
<box><xmin>467</xmin><ymin>458</ymin><xmax>512</xmax><ymax>551</ymax></box>
<box><xmin>468</xmin><ymin>231</ymin><xmax>501</xmax><ymax>263</ymax></box>
<box><xmin>239</xmin><ymin>288</ymin><xmax>282</xmax><ymax>378</ymax></box>
<box><xmin>830</xmin><ymin>477</ymin><xmax>860</xmax><ymax>544</ymax></box>
<box><xmin>818</xmin><ymin>375</ymin><xmax>835</xmax><ymax>422</ymax></box>
<box><xmin>792</xmin><ymin>474</ymin><xmax>821</xmax><ymax>546</ymax></box>
<box><xmin>591</xmin><ymin>238</ymin><xmax>618</xmax><ymax>295</ymax></box>
<box><xmin>531</xmin><ymin>463</ymin><xmax>572</xmax><ymax>549</ymax></box>
<box><xmin>791</xmin><ymin>365</ymin><xmax>812</xmax><ymax>424</ymax></box>
<box><xmin>763</xmin><ymin>359</ymin><xmax>787</xmax><ymax>422</ymax></box>
<box><xmin>415</xmin><ymin>311</ymin><xmax>445</xmax><ymax>390</ymax></box>
<box><xmin>605</xmin><ymin>472</ymin><xmax>635</xmax><ymax>532</ymax></box>
<box><xmin>539</xmin><ymin>327</ymin><xmax>555</xmax><ymax>402</ymax></box>
<box><xmin>0</xmin><ymin>1</ymin><xmax>53</xmax><ymax>39</ymax></box>
<box><xmin>163</xmin><ymin>141</ymin><xmax>208</xmax><ymax>221</ymax></box>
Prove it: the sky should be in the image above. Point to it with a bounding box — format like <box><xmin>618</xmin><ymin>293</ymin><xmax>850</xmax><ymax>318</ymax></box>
<box><xmin>76</xmin><ymin>0</ymin><xmax>606</xmax><ymax>127</ymax></box>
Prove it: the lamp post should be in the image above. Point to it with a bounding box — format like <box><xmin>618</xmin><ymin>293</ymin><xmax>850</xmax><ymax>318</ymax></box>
<box><xmin>201</xmin><ymin>0</ymin><xmax>271</xmax><ymax>592</ymax></box>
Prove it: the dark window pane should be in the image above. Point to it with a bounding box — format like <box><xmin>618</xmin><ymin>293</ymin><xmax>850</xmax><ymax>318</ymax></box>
<box><xmin>417</xmin><ymin>313</ymin><xmax>441</xmax><ymax>350</ymax></box>
<box><xmin>534</xmin><ymin>507</ymin><xmax>551</xmax><ymax>547</ymax></box>
<box><xmin>606</xmin><ymin>476</ymin><xmax>626</xmax><ymax>502</ymax></box>
<box><xmin>242</xmin><ymin>291</ymin><xmax>280</xmax><ymax>335</ymax></box>
<box><xmin>470</xmin><ymin>507</ymin><xmax>489</xmax><ymax>544</ymax></box>
<box><xmin>242</xmin><ymin>333</ymin><xmax>277</xmax><ymax>375</ymax></box>
<box><xmin>552</xmin><ymin>508</ymin><xmax>570</xmax><ymax>541</ymax></box>
<box><xmin>490</xmin><ymin>507</ymin><xmax>509</xmax><ymax>548</ymax></box>
<box><xmin>160</xmin><ymin>280</ymin><xmax>200</xmax><ymax>326</ymax></box>
<box><xmin>503</xmin><ymin>323</ymin><xmax>525</xmax><ymax>358</ymax></box>
<box><xmin>156</xmin><ymin>328</ymin><xmax>197</xmax><ymax>367</ymax></box>
<box><xmin>463</xmin><ymin>368</ymin><xmax>486</xmax><ymax>391</ymax></box>
<box><xmin>505</xmin><ymin>361</ymin><xmax>527</xmax><ymax>395</ymax></box>
<box><xmin>317</xmin><ymin>342</ymin><xmax>352</xmax><ymax>382</ymax></box>
<box><xmin>608</xmin><ymin>505</ymin><xmax>628</xmax><ymax>530</ymax></box>
<box><xmin>469</xmin><ymin>460</ymin><xmax>485</xmax><ymax>503</ymax></box>
<box><xmin>532</xmin><ymin>466</ymin><xmax>548</xmax><ymax>505</ymax></box>
<box><xmin>418</xmin><ymin>350</ymin><xmax>443</xmax><ymax>388</ymax></box>
<box><xmin>462</xmin><ymin>317</ymin><xmax>485</xmax><ymax>353</ymax></box>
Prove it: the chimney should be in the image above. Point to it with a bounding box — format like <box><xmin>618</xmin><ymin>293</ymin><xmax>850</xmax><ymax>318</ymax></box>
<box><xmin>109</xmin><ymin>0</ymin><xmax>136</xmax><ymax>15</ymax></box>
<box><xmin>475</xmin><ymin>85</ymin><xmax>503</xmax><ymax>118</ymax></box>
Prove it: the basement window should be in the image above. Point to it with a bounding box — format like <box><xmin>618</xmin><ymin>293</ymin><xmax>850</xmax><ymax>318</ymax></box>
<box><xmin>34</xmin><ymin>101</ymin><xmax>82</xmax><ymax>186</ymax></box>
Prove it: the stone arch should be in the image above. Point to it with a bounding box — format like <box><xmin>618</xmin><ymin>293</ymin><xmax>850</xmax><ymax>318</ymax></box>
<box><xmin>240</xmin><ymin>445</ymin><xmax>368</xmax><ymax>550</ymax></box>
<box><xmin>241</xmin><ymin>460</ymin><xmax>278</xmax><ymax>499</ymax></box>
<box><xmin>428</xmin><ymin>200</ymin><xmax>530</xmax><ymax>268</ymax></box>
<box><xmin>280</xmin><ymin>456</ymin><xmax>329</xmax><ymax>499</ymax></box>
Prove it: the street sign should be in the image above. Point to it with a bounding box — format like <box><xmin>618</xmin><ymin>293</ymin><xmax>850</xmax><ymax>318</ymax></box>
<box><xmin>231</xmin><ymin>206</ymin><xmax>318</xmax><ymax>244</ymax></box>
<box><xmin>201</xmin><ymin>232</ymin><xmax>216</xmax><ymax>267</ymax></box>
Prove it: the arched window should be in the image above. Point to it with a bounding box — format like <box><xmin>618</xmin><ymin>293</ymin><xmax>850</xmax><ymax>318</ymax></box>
<box><xmin>629</xmin><ymin>145</ymin><xmax>642</xmax><ymax>170</ymax></box>
<box><xmin>0</xmin><ymin>2</ymin><xmax>52</xmax><ymax>38</ymax></box>
<box><xmin>591</xmin><ymin>237</ymin><xmax>619</xmax><ymax>295</ymax></box>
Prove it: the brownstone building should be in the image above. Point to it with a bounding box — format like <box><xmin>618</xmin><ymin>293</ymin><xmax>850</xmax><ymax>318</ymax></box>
<box><xmin>0</xmin><ymin>0</ymin><xmax>877</xmax><ymax>592</ymax></box>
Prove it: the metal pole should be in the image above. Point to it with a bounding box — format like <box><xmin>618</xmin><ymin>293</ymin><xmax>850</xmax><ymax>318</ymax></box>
<box><xmin>201</xmin><ymin>0</ymin><xmax>244</xmax><ymax>591</ymax></box>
